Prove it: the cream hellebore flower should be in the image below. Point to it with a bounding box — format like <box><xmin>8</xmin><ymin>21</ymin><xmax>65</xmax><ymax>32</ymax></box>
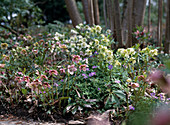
<box><xmin>106</xmin><ymin>50</ymin><xmax>113</xmax><ymax>57</ymax></box>
<box><xmin>70</xmin><ymin>29</ymin><xmax>78</xmax><ymax>35</ymax></box>
<box><xmin>150</xmin><ymin>49</ymin><xmax>158</xmax><ymax>56</ymax></box>
<box><xmin>127</xmin><ymin>48</ymin><xmax>135</xmax><ymax>55</ymax></box>
<box><xmin>81</xmin><ymin>42</ymin><xmax>89</xmax><ymax>48</ymax></box>
<box><xmin>115</xmin><ymin>60</ymin><xmax>121</xmax><ymax>66</ymax></box>
<box><xmin>141</xmin><ymin>47</ymin><xmax>149</xmax><ymax>53</ymax></box>
<box><xmin>96</xmin><ymin>25</ymin><xmax>102</xmax><ymax>33</ymax></box>
<box><xmin>106</xmin><ymin>56</ymin><xmax>113</xmax><ymax>62</ymax></box>
<box><xmin>94</xmin><ymin>39</ymin><xmax>99</xmax><ymax>45</ymax></box>
<box><xmin>106</xmin><ymin>29</ymin><xmax>112</xmax><ymax>34</ymax></box>
<box><xmin>86</xmin><ymin>49</ymin><xmax>92</xmax><ymax>55</ymax></box>
<box><xmin>130</xmin><ymin>57</ymin><xmax>136</xmax><ymax>64</ymax></box>
<box><xmin>126</xmin><ymin>78</ymin><xmax>132</xmax><ymax>82</ymax></box>
<box><xmin>117</xmin><ymin>48</ymin><xmax>126</xmax><ymax>55</ymax></box>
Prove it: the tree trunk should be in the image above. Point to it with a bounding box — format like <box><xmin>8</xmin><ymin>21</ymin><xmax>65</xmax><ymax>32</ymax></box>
<box><xmin>82</xmin><ymin>0</ymin><xmax>90</xmax><ymax>24</ymax></box>
<box><xmin>113</xmin><ymin>0</ymin><xmax>123</xmax><ymax>47</ymax></box>
<box><xmin>122</xmin><ymin>0</ymin><xmax>128</xmax><ymax>44</ymax></box>
<box><xmin>106</xmin><ymin>0</ymin><xmax>111</xmax><ymax>28</ymax></box>
<box><xmin>103</xmin><ymin>0</ymin><xmax>108</xmax><ymax>28</ymax></box>
<box><xmin>132</xmin><ymin>0</ymin><xmax>147</xmax><ymax>27</ymax></box>
<box><xmin>165</xmin><ymin>0</ymin><xmax>170</xmax><ymax>54</ymax></box>
<box><xmin>88</xmin><ymin>0</ymin><xmax>95</xmax><ymax>26</ymax></box>
<box><xmin>132</xmin><ymin>0</ymin><xmax>147</xmax><ymax>45</ymax></box>
<box><xmin>148</xmin><ymin>0</ymin><xmax>151</xmax><ymax>32</ymax></box>
<box><xmin>65</xmin><ymin>0</ymin><xmax>82</xmax><ymax>27</ymax></box>
<box><xmin>93</xmin><ymin>0</ymin><xmax>100</xmax><ymax>25</ymax></box>
<box><xmin>127</xmin><ymin>0</ymin><xmax>133</xmax><ymax>47</ymax></box>
<box><xmin>157</xmin><ymin>0</ymin><xmax>163</xmax><ymax>48</ymax></box>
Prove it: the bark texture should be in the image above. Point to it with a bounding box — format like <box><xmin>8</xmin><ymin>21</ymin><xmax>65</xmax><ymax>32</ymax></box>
<box><xmin>158</xmin><ymin>0</ymin><xmax>163</xmax><ymax>48</ymax></box>
<box><xmin>88</xmin><ymin>0</ymin><xmax>95</xmax><ymax>26</ymax></box>
<box><xmin>65</xmin><ymin>0</ymin><xmax>82</xmax><ymax>27</ymax></box>
<box><xmin>113</xmin><ymin>0</ymin><xmax>123</xmax><ymax>47</ymax></box>
<box><xmin>165</xmin><ymin>0</ymin><xmax>170</xmax><ymax>54</ymax></box>
<box><xmin>93</xmin><ymin>0</ymin><xmax>100</xmax><ymax>25</ymax></box>
<box><xmin>82</xmin><ymin>0</ymin><xmax>90</xmax><ymax>24</ymax></box>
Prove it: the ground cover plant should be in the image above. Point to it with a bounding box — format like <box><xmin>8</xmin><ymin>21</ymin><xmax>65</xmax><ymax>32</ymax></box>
<box><xmin>0</xmin><ymin>24</ymin><xmax>170</xmax><ymax>124</ymax></box>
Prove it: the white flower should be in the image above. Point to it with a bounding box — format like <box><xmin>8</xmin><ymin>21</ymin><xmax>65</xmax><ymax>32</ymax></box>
<box><xmin>70</xmin><ymin>29</ymin><xmax>78</xmax><ymax>35</ymax></box>
<box><xmin>70</xmin><ymin>43</ymin><xmax>76</xmax><ymax>48</ymax></box>
<box><xmin>96</xmin><ymin>25</ymin><xmax>102</xmax><ymax>33</ymax></box>
<box><xmin>106</xmin><ymin>29</ymin><xmax>111</xmax><ymax>34</ymax></box>
<box><xmin>127</xmin><ymin>48</ymin><xmax>135</xmax><ymax>55</ymax></box>
<box><xmin>115</xmin><ymin>60</ymin><xmax>121</xmax><ymax>66</ymax></box>
<box><xmin>86</xmin><ymin>49</ymin><xmax>92</xmax><ymax>55</ymax></box>
<box><xmin>94</xmin><ymin>39</ymin><xmax>99</xmax><ymax>45</ymax></box>
<box><xmin>106</xmin><ymin>50</ymin><xmax>113</xmax><ymax>56</ymax></box>
<box><xmin>82</xmin><ymin>38</ymin><xmax>87</xmax><ymax>42</ymax></box>
<box><xmin>106</xmin><ymin>56</ymin><xmax>113</xmax><ymax>62</ymax></box>
<box><xmin>150</xmin><ymin>49</ymin><xmax>158</xmax><ymax>56</ymax></box>
<box><xmin>81</xmin><ymin>42</ymin><xmax>88</xmax><ymax>48</ymax></box>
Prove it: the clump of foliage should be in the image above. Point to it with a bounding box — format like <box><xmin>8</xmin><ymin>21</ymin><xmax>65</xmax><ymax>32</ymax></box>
<box><xmin>0</xmin><ymin>24</ymin><xmax>170</xmax><ymax>124</ymax></box>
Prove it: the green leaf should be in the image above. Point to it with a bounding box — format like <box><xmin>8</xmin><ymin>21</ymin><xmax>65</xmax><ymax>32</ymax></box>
<box><xmin>114</xmin><ymin>90</ymin><xmax>126</xmax><ymax>101</ymax></box>
<box><xmin>21</xmin><ymin>88</ymin><xmax>27</xmax><ymax>96</ymax></box>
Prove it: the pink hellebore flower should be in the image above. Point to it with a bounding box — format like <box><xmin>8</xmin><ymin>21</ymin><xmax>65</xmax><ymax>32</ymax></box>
<box><xmin>68</xmin><ymin>65</ymin><xmax>77</xmax><ymax>75</ymax></box>
<box><xmin>31</xmin><ymin>79</ymin><xmax>42</xmax><ymax>88</ymax></box>
<box><xmin>60</xmin><ymin>68</ymin><xmax>65</xmax><ymax>74</ymax></box>
<box><xmin>79</xmin><ymin>64</ymin><xmax>88</xmax><ymax>72</ymax></box>
<box><xmin>49</xmin><ymin>70</ymin><xmax>58</xmax><ymax>76</ymax></box>
<box><xmin>22</xmin><ymin>76</ymin><xmax>30</xmax><ymax>82</ymax></box>
<box><xmin>40</xmin><ymin>75</ymin><xmax>48</xmax><ymax>81</ymax></box>
<box><xmin>72</xmin><ymin>55</ymin><xmax>81</xmax><ymax>63</ymax></box>
<box><xmin>43</xmin><ymin>82</ymin><xmax>51</xmax><ymax>88</ymax></box>
<box><xmin>0</xmin><ymin>64</ymin><xmax>6</xmax><ymax>68</ymax></box>
<box><xmin>15</xmin><ymin>76</ymin><xmax>22</xmax><ymax>83</ymax></box>
<box><xmin>134</xmin><ymin>30</ymin><xmax>140</xmax><ymax>35</ymax></box>
<box><xmin>17</xmin><ymin>72</ymin><xmax>23</xmax><ymax>76</ymax></box>
<box><xmin>131</xmin><ymin>83</ymin><xmax>140</xmax><ymax>88</ymax></box>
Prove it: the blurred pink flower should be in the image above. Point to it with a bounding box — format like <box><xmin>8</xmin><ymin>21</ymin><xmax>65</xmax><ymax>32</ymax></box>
<box><xmin>40</xmin><ymin>75</ymin><xmax>48</xmax><ymax>81</ymax></box>
<box><xmin>72</xmin><ymin>55</ymin><xmax>81</xmax><ymax>63</ymax></box>
<box><xmin>79</xmin><ymin>64</ymin><xmax>88</xmax><ymax>71</ymax></box>
<box><xmin>31</xmin><ymin>79</ymin><xmax>42</xmax><ymax>88</ymax></box>
<box><xmin>138</xmin><ymin>75</ymin><xmax>145</xmax><ymax>81</ymax></box>
<box><xmin>22</xmin><ymin>76</ymin><xmax>30</xmax><ymax>82</ymax></box>
<box><xmin>131</xmin><ymin>83</ymin><xmax>140</xmax><ymax>88</ymax></box>
<box><xmin>68</xmin><ymin>65</ymin><xmax>77</xmax><ymax>75</ymax></box>
<box><xmin>32</xmin><ymin>49</ymin><xmax>38</xmax><ymax>54</ymax></box>
<box><xmin>14</xmin><ymin>76</ymin><xmax>22</xmax><ymax>83</ymax></box>
<box><xmin>150</xmin><ymin>108</ymin><xmax>170</xmax><ymax>125</ymax></box>
<box><xmin>149</xmin><ymin>70</ymin><xmax>170</xmax><ymax>93</ymax></box>
<box><xmin>43</xmin><ymin>82</ymin><xmax>51</xmax><ymax>88</ymax></box>
<box><xmin>60</xmin><ymin>68</ymin><xmax>65</xmax><ymax>74</ymax></box>
<box><xmin>49</xmin><ymin>70</ymin><xmax>58</xmax><ymax>76</ymax></box>
<box><xmin>0</xmin><ymin>64</ymin><xmax>5</xmax><ymax>68</ymax></box>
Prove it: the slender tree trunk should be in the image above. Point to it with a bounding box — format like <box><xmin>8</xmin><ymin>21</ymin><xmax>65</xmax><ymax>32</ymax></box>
<box><xmin>122</xmin><ymin>0</ymin><xmax>128</xmax><ymax>44</ymax></box>
<box><xmin>65</xmin><ymin>0</ymin><xmax>82</xmax><ymax>27</ymax></box>
<box><xmin>93</xmin><ymin>0</ymin><xmax>100</xmax><ymax>25</ymax></box>
<box><xmin>82</xmin><ymin>0</ymin><xmax>90</xmax><ymax>24</ymax></box>
<box><xmin>113</xmin><ymin>0</ymin><xmax>123</xmax><ymax>47</ymax></box>
<box><xmin>165</xmin><ymin>0</ymin><xmax>170</xmax><ymax>54</ymax></box>
<box><xmin>106</xmin><ymin>0</ymin><xmax>111</xmax><ymax>28</ymax></box>
<box><xmin>88</xmin><ymin>0</ymin><xmax>95</xmax><ymax>26</ymax></box>
<box><xmin>103</xmin><ymin>0</ymin><xmax>108</xmax><ymax>28</ymax></box>
<box><xmin>127</xmin><ymin>0</ymin><xmax>133</xmax><ymax>47</ymax></box>
<box><xmin>158</xmin><ymin>0</ymin><xmax>163</xmax><ymax>48</ymax></box>
<box><xmin>110</xmin><ymin>0</ymin><xmax>115</xmax><ymax>32</ymax></box>
<box><xmin>133</xmin><ymin>0</ymin><xmax>147</xmax><ymax>27</ymax></box>
<box><xmin>132</xmin><ymin>0</ymin><xmax>147</xmax><ymax>45</ymax></box>
<box><xmin>148</xmin><ymin>0</ymin><xmax>151</xmax><ymax>32</ymax></box>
